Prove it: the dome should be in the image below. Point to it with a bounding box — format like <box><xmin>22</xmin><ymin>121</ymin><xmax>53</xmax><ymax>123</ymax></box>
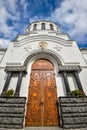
<box><xmin>26</xmin><ymin>20</ymin><xmax>60</xmax><ymax>33</ymax></box>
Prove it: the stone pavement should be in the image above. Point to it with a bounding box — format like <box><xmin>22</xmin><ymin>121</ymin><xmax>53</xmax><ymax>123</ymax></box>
<box><xmin>0</xmin><ymin>127</ymin><xmax>87</xmax><ymax>130</ymax></box>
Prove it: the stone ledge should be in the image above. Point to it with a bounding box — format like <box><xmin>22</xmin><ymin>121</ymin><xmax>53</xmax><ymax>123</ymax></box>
<box><xmin>0</xmin><ymin>103</ymin><xmax>25</xmax><ymax>107</ymax></box>
<box><xmin>63</xmin><ymin>113</ymin><xmax>87</xmax><ymax>117</ymax></box>
<box><xmin>0</xmin><ymin>97</ymin><xmax>26</xmax><ymax>103</ymax></box>
<box><xmin>0</xmin><ymin>117</ymin><xmax>23</xmax><ymax>124</ymax></box>
<box><xmin>63</xmin><ymin>124</ymin><xmax>87</xmax><ymax>129</ymax></box>
<box><xmin>61</xmin><ymin>106</ymin><xmax>87</xmax><ymax>113</ymax></box>
<box><xmin>0</xmin><ymin>107</ymin><xmax>25</xmax><ymax>113</ymax></box>
<box><xmin>63</xmin><ymin>117</ymin><xmax>87</xmax><ymax>124</ymax></box>
<box><xmin>59</xmin><ymin>97</ymin><xmax>87</xmax><ymax>103</ymax></box>
<box><xmin>0</xmin><ymin>124</ymin><xmax>23</xmax><ymax>129</ymax></box>
<box><xmin>0</xmin><ymin>113</ymin><xmax>24</xmax><ymax>117</ymax></box>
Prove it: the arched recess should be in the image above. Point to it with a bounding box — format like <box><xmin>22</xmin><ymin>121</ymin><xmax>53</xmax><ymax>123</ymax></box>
<box><xmin>23</xmin><ymin>50</ymin><xmax>63</xmax><ymax>69</ymax></box>
<box><xmin>25</xmin><ymin>59</ymin><xmax>59</xmax><ymax>126</ymax></box>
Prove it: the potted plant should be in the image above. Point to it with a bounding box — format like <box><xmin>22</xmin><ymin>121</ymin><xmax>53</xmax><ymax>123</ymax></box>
<box><xmin>4</xmin><ymin>89</ymin><xmax>14</xmax><ymax>97</ymax></box>
<box><xmin>69</xmin><ymin>89</ymin><xmax>85</xmax><ymax>97</ymax></box>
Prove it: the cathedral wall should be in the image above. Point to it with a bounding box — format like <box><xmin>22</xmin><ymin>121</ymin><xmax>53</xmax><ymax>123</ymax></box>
<box><xmin>67</xmin><ymin>73</ymin><xmax>78</xmax><ymax>90</ymax></box>
<box><xmin>8</xmin><ymin>76</ymin><xmax>18</xmax><ymax>92</ymax></box>
<box><xmin>3</xmin><ymin>41</ymin><xmax>83</xmax><ymax>66</ymax></box>
<box><xmin>0</xmin><ymin>69</ymin><xmax>6</xmax><ymax>94</ymax></box>
<box><xmin>79</xmin><ymin>68</ymin><xmax>87</xmax><ymax>95</ymax></box>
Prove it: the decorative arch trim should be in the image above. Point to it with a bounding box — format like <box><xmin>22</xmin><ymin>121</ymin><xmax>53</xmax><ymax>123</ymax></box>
<box><xmin>23</xmin><ymin>49</ymin><xmax>62</xmax><ymax>67</ymax></box>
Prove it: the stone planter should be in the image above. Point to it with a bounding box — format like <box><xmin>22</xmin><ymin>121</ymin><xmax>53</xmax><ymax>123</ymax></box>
<box><xmin>59</xmin><ymin>96</ymin><xmax>87</xmax><ymax>129</ymax></box>
<box><xmin>0</xmin><ymin>97</ymin><xmax>26</xmax><ymax>129</ymax></box>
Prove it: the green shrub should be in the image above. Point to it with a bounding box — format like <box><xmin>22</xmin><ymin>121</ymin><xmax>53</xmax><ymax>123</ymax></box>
<box><xmin>4</xmin><ymin>89</ymin><xmax>14</xmax><ymax>97</ymax></box>
<box><xmin>69</xmin><ymin>89</ymin><xmax>85</xmax><ymax>97</ymax></box>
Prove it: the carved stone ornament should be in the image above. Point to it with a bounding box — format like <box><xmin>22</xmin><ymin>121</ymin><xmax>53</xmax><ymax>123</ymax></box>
<box><xmin>54</xmin><ymin>45</ymin><xmax>62</xmax><ymax>51</ymax></box>
<box><xmin>39</xmin><ymin>42</ymin><xmax>48</xmax><ymax>50</ymax></box>
<box><xmin>24</xmin><ymin>45</ymin><xmax>32</xmax><ymax>52</ymax></box>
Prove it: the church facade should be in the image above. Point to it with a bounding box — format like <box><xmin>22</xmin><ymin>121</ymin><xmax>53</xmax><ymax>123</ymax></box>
<box><xmin>0</xmin><ymin>20</ymin><xmax>87</xmax><ymax>128</ymax></box>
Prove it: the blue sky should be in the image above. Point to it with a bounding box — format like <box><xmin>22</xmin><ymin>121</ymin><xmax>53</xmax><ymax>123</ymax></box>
<box><xmin>0</xmin><ymin>0</ymin><xmax>87</xmax><ymax>48</ymax></box>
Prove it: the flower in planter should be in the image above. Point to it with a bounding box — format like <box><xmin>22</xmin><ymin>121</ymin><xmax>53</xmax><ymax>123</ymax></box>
<box><xmin>69</xmin><ymin>89</ymin><xmax>85</xmax><ymax>97</ymax></box>
<box><xmin>4</xmin><ymin>89</ymin><xmax>14</xmax><ymax>97</ymax></box>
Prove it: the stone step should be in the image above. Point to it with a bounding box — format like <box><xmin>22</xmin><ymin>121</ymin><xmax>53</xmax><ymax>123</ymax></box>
<box><xmin>0</xmin><ymin>113</ymin><xmax>24</xmax><ymax>117</ymax></box>
<box><xmin>61</xmin><ymin>103</ymin><xmax>87</xmax><ymax>107</ymax></box>
<box><xmin>0</xmin><ymin>117</ymin><xmax>23</xmax><ymax>124</ymax></box>
<box><xmin>59</xmin><ymin>97</ymin><xmax>87</xmax><ymax>103</ymax></box>
<box><xmin>63</xmin><ymin>117</ymin><xmax>87</xmax><ymax>124</ymax></box>
<box><xmin>63</xmin><ymin>124</ymin><xmax>87</xmax><ymax>129</ymax></box>
<box><xmin>61</xmin><ymin>106</ymin><xmax>87</xmax><ymax>113</ymax></box>
<box><xmin>0</xmin><ymin>107</ymin><xmax>25</xmax><ymax>113</ymax></box>
<box><xmin>0</xmin><ymin>97</ymin><xmax>26</xmax><ymax>103</ymax></box>
<box><xmin>63</xmin><ymin>112</ymin><xmax>87</xmax><ymax>117</ymax></box>
<box><xmin>0</xmin><ymin>103</ymin><xmax>25</xmax><ymax>107</ymax></box>
<box><xmin>0</xmin><ymin>124</ymin><xmax>23</xmax><ymax>129</ymax></box>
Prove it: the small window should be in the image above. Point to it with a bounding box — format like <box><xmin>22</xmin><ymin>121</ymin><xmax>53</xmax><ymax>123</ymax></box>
<box><xmin>42</xmin><ymin>23</ymin><xmax>45</xmax><ymax>30</ymax></box>
<box><xmin>50</xmin><ymin>24</ymin><xmax>54</xmax><ymax>30</ymax></box>
<box><xmin>33</xmin><ymin>24</ymin><xmax>37</xmax><ymax>30</ymax></box>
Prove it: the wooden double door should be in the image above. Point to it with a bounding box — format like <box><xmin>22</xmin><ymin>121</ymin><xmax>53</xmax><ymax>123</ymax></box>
<box><xmin>25</xmin><ymin>59</ymin><xmax>59</xmax><ymax>126</ymax></box>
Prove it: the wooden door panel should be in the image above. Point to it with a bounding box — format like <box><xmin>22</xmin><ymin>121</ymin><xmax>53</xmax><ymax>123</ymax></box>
<box><xmin>44</xmin><ymin>71</ymin><xmax>59</xmax><ymax>126</ymax></box>
<box><xmin>25</xmin><ymin>59</ymin><xmax>59</xmax><ymax>126</ymax></box>
<box><xmin>25</xmin><ymin>71</ymin><xmax>42</xmax><ymax>126</ymax></box>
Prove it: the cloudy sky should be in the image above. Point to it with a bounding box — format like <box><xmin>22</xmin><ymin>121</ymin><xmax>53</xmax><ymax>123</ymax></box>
<box><xmin>0</xmin><ymin>0</ymin><xmax>87</xmax><ymax>48</ymax></box>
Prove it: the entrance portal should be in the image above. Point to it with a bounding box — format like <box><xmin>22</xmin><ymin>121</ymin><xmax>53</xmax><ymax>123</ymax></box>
<box><xmin>25</xmin><ymin>59</ymin><xmax>59</xmax><ymax>126</ymax></box>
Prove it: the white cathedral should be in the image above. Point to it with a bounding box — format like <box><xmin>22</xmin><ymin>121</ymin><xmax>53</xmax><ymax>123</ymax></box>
<box><xmin>0</xmin><ymin>20</ymin><xmax>87</xmax><ymax>129</ymax></box>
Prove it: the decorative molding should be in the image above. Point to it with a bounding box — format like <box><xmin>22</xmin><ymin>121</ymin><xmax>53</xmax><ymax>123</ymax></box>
<box><xmin>24</xmin><ymin>45</ymin><xmax>32</xmax><ymax>52</ymax></box>
<box><xmin>23</xmin><ymin>50</ymin><xmax>62</xmax><ymax>67</ymax></box>
<box><xmin>58</xmin><ymin>65</ymin><xmax>81</xmax><ymax>72</ymax></box>
<box><xmin>39</xmin><ymin>42</ymin><xmax>48</xmax><ymax>50</ymax></box>
<box><xmin>5</xmin><ymin>66</ymin><xmax>27</xmax><ymax>73</ymax></box>
<box><xmin>13</xmin><ymin>35</ymin><xmax>73</xmax><ymax>47</ymax></box>
<box><xmin>5</xmin><ymin>50</ymin><xmax>82</xmax><ymax>73</ymax></box>
<box><xmin>54</xmin><ymin>45</ymin><xmax>62</xmax><ymax>51</ymax></box>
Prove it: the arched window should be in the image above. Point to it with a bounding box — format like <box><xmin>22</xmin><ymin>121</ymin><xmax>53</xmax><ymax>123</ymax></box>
<box><xmin>33</xmin><ymin>24</ymin><xmax>37</xmax><ymax>30</ymax></box>
<box><xmin>50</xmin><ymin>24</ymin><xmax>54</xmax><ymax>30</ymax></box>
<box><xmin>42</xmin><ymin>23</ymin><xmax>45</xmax><ymax>30</ymax></box>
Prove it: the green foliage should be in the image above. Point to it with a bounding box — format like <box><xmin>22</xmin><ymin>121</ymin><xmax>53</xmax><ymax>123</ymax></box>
<box><xmin>4</xmin><ymin>89</ymin><xmax>14</xmax><ymax>97</ymax></box>
<box><xmin>69</xmin><ymin>89</ymin><xmax>85</xmax><ymax>97</ymax></box>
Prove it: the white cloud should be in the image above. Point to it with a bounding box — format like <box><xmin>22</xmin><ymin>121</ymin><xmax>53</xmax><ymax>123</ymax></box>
<box><xmin>0</xmin><ymin>39</ymin><xmax>11</xmax><ymax>48</ymax></box>
<box><xmin>0</xmin><ymin>0</ymin><xmax>87</xmax><ymax>47</ymax></box>
<box><xmin>29</xmin><ymin>0</ymin><xmax>87</xmax><ymax>45</ymax></box>
<box><xmin>48</xmin><ymin>0</ymin><xmax>87</xmax><ymax>44</ymax></box>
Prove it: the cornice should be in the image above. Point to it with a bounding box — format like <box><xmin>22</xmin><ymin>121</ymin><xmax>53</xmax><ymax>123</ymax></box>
<box><xmin>13</xmin><ymin>35</ymin><xmax>73</xmax><ymax>47</ymax></box>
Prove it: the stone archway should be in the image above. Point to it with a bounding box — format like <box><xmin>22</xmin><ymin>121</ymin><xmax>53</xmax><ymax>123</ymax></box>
<box><xmin>23</xmin><ymin>50</ymin><xmax>62</xmax><ymax>67</ymax></box>
<box><xmin>25</xmin><ymin>59</ymin><xmax>59</xmax><ymax>126</ymax></box>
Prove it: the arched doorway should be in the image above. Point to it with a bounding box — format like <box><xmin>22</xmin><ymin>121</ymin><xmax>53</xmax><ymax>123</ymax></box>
<box><xmin>25</xmin><ymin>59</ymin><xmax>59</xmax><ymax>126</ymax></box>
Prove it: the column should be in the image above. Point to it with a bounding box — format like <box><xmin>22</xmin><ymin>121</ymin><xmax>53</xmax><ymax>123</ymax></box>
<box><xmin>14</xmin><ymin>72</ymin><xmax>23</xmax><ymax>96</ymax></box>
<box><xmin>1</xmin><ymin>72</ymin><xmax>12</xmax><ymax>95</ymax></box>
<box><xmin>61</xmin><ymin>71</ymin><xmax>70</xmax><ymax>94</ymax></box>
<box><xmin>73</xmin><ymin>71</ymin><xmax>83</xmax><ymax>91</ymax></box>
